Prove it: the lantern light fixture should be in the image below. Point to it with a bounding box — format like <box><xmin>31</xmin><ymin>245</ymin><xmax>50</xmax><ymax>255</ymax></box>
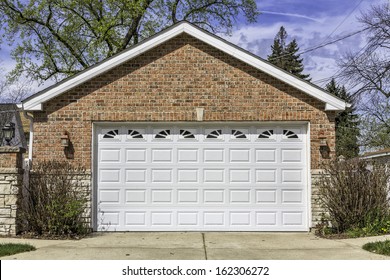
<box><xmin>61</xmin><ymin>131</ymin><xmax>70</xmax><ymax>147</ymax></box>
<box><xmin>2</xmin><ymin>122</ymin><xmax>15</xmax><ymax>146</ymax></box>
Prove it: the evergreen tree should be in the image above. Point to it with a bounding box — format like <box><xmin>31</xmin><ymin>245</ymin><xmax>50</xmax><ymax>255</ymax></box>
<box><xmin>268</xmin><ymin>26</ymin><xmax>288</xmax><ymax>69</ymax></box>
<box><xmin>268</xmin><ymin>26</ymin><xmax>311</xmax><ymax>81</ymax></box>
<box><xmin>285</xmin><ymin>39</ymin><xmax>311</xmax><ymax>81</ymax></box>
<box><xmin>326</xmin><ymin>79</ymin><xmax>360</xmax><ymax>158</ymax></box>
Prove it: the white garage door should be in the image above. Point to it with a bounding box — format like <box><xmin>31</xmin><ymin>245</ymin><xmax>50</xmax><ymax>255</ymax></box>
<box><xmin>95</xmin><ymin>123</ymin><xmax>309</xmax><ymax>231</ymax></box>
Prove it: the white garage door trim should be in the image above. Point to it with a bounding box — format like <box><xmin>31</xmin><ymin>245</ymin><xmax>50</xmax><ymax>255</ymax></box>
<box><xmin>92</xmin><ymin>122</ymin><xmax>310</xmax><ymax>231</ymax></box>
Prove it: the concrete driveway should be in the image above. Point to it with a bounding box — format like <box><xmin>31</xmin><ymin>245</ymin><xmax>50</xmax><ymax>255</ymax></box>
<box><xmin>1</xmin><ymin>232</ymin><xmax>390</xmax><ymax>260</ymax></box>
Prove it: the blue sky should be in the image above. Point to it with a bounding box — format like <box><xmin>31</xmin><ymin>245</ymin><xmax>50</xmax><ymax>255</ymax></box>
<box><xmin>228</xmin><ymin>0</ymin><xmax>387</xmax><ymax>87</ymax></box>
<box><xmin>0</xmin><ymin>0</ymin><xmax>387</xmax><ymax>92</ymax></box>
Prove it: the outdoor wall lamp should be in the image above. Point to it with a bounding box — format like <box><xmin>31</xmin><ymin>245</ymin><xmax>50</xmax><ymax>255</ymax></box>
<box><xmin>318</xmin><ymin>131</ymin><xmax>330</xmax><ymax>158</ymax></box>
<box><xmin>2</xmin><ymin>122</ymin><xmax>15</xmax><ymax>146</ymax></box>
<box><xmin>61</xmin><ymin>131</ymin><xmax>70</xmax><ymax>147</ymax></box>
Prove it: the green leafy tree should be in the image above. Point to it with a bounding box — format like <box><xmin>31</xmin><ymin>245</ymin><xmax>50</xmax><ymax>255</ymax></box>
<box><xmin>268</xmin><ymin>26</ymin><xmax>310</xmax><ymax>81</ymax></box>
<box><xmin>326</xmin><ymin>79</ymin><xmax>360</xmax><ymax>158</ymax></box>
<box><xmin>0</xmin><ymin>0</ymin><xmax>258</xmax><ymax>83</ymax></box>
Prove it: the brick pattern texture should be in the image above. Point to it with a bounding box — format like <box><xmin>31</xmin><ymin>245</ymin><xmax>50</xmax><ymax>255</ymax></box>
<box><xmin>31</xmin><ymin>34</ymin><xmax>336</xmax><ymax>227</ymax></box>
<box><xmin>32</xmin><ymin>34</ymin><xmax>335</xmax><ymax>169</ymax></box>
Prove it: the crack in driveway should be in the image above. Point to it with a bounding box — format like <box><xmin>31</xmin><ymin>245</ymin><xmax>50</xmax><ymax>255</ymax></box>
<box><xmin>202</xmin><ymin>233</ymin><xmax>208</xmax><ymax>260</ymax></box>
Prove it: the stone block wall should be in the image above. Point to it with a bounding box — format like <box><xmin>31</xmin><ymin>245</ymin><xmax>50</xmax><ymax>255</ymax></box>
<box><xmin>0</xmin><ymin>147</ymin><xmax>25</xmax><ymax>235</ymax></box>
<box><xmin>311</xmin><ymin>169</ymin><xmax>325</xmax><ymax>226</ymax></box>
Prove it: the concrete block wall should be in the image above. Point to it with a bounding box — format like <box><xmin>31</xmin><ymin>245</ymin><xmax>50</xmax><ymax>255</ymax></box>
<box><xmin>0</xmin><ymin>146</ymin><xmax>25</xmax><ymax>235</ymax></box>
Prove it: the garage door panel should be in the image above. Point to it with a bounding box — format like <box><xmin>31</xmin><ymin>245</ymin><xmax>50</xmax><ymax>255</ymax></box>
<box><xmin>177</xmin><ymin>169</ymin><xmax>199</xmax><ymax>183</ymax></box>
<box><xmin>151</xmin><ymin>212</ymin><xmax>173</xmax><ymax>226</ymax></box>
<box><xmin>125</xmin><ymin>190</ymin><xmax>147</xmax><ymax>203</ymax></box>
<box><xmin>151</xmin><ymin>169</ymin><xmax>173</xmax><ymax>183</ymax></box>
<box><xmin>229</xmin><ymin>149</ymin><xmax>251</xmax><ymax>162</ymax></box>
<box><xmin>256</xmin><ymin>212</ymin><xmax>278</xmax><ymax>225</ymax></box>
<box><xmin>177</xmin><ymin>212</ymin><xmax>199</xmax><ymax>226</ymax></box>
<box><xmin>229</xmin><ymin>169</ymin><xmax>251</xmax><ymax>183</ymax></box>
<box><xmin>204</xmin><ymin>212</ymin><xmax>225</xmax><ymax>226</ymax></box>
<box><xmin>177</xmin><ymin>189</ymin><xmax>199</xmax><ymax>203</ymax></box>
<box><xmin>177</xmin><ymin>149</ymin><xmax>199</xmax><ymax>163</ymax></box>
<box><xmin>281</xmin><ymin>169</ymin><xmax>303</xmax><ymax>183</ymax></box>
<box><xmin>256</xmin><ymin>189</ymin><xmax>277</xmax><ymax>204</ymax></box>
<box><xmin>230</xmin><ymin>190</ymin><xmax>251</xmax><ymax>203</ymax></box>
<box><xmin>125</xmin><ymin>169</ymin><xmax>147</xmax><ymax>182</ymax></box>
<box><xmin>203</xmin><ymin>169</ymin><xmax>225</xmax><ymax>183</ymax></box>
<box><xmin>204</xmin><ymin>149</ymin><xmax>224</xmax><ymax>162</ymax></box>
<box><xmin>100</xmin><ymin>169</ymin><xmax>121</xmax><ymax>183</ymax></box>
<box><xmin>230</xmin><ymin>212</ymin><xmax>251</xmax><ymax>226</ymax></box>
<box><xmin>97</xmin><ymin>124</ymin><xmax>308</xmax><ymax>231</ymax></box>
<box><xmin>125</xmin><ymin>212</ymin><xmax>147</xmax><ymax>226</ymax></box>
<box><xmin>255</xmin><ymin>149</ymin><xmax>277</xmax><ymax>163</ymax></box>
<box><xmin>99</xmin><ymin>212</ymin><xmax>120</xmax><ymax>227</ymax></box>
<box><xmin>255</xmin><ymin>169</ymin><xmax>277</xmax><ymax>183</ymax></box>
<box><xmin>282</xmin><ymin>212</ymin><xmax>304</xmax><ymax>226</ymax></box>
<box><xmin>281</xmin><ymin>149</ymin><xmax>302</xmax><ymax>163</ymax></box>
<box><xmin>282</xmin><ymin>190</ymin><xmax>303</xmax><ymax>204</ymax></box>
<box><xmin>100</xmin><ymin>149</ymin><xmax>121</xmax><ymax>163</ymax></box>
<box><xmin>126</xmin><ymin>149</ymin><xmax>147</xmax><ymax>162</ymax></box>
<box><xmin>151</xmin><ymin>149</ymin><xmax>173</xmax><ymax>163</ymax></box>
<box><xmin>151</xmin><ymin>190</ymin><xmax>173</xmax><ymax>203</ymax></box>
<box><xmin>204</xmin><ymin>189</ymin><xmax>225</xmax><ymax>204</ymax></box>
<box><xmin>99</xmin><ymin>190</ymin><xmax>121</xmax><ymax>204</ymax></box>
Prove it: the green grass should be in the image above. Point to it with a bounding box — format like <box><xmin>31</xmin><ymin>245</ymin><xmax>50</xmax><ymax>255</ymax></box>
<box><xmin>363</xmin><ymin>240</ymin><xmax>390</xmax><ymax>256</ymax></box>
<box><xmin>0</xmin><ymin>243</ymin><xmax>36</xmax><ymax>257</ymax></box>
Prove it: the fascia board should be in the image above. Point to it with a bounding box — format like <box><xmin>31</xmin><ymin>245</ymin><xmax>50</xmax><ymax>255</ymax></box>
<box><xmin>23</xmin><ymin>22</ymin><xmax>346</xmax><ymax>111</ymax></box>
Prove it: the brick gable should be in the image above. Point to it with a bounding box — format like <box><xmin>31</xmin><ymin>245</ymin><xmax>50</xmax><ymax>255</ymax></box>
<box><xmin>32</xmin><ymin>33</ymin><xmax>335</xmax><ymax>169</ymax></box>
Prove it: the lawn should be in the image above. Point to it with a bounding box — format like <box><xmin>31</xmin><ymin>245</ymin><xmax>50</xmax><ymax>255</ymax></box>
<box><xmin>0</xmin><ymin>243</ymin><xmax>36</xmax><ymax>257</ymax></box>
<box><xmin>363</xmin><ymin>240</ymin><xmax>390</xmax><ymax>256</ymax></box>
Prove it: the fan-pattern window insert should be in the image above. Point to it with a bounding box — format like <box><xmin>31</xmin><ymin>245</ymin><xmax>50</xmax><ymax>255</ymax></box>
<box><xmin>180</xmin><ymin>130</ymin><xmax>195</xmax><ymax>139</ymax></box>
<box><xmin>206</xmin><ymin>130</ymin><xmax>222</xmax><ymax>139</ymax></box>
<box><xmin>155</xmin><ymin>130</ymin><xmax>171</xmax><ymax>139</ymax></box>
<box><xmin>231</xmin><ymin>130</ymin><xmax>247</xmax><ymax>139</ymax></box>
<box><xmin>283</xmin><ymin>130</ymin><xmax>299</xmax><ymax>139</ymax></box>
<box><xmin>258</xmin><ymin>130</ymin><xmax>274</xmax><ymax>139</ymax></box>
<box><xmin>103</xmin><ymin>130</ymin><xmax>119</xmax><ymax>138</ymax></box>
<box><xmin>128</xmin><ymin>130</ymin><xmax>143</xmax><ymax>139</ymax></box>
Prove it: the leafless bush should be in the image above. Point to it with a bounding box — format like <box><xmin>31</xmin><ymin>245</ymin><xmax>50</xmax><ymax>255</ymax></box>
<box><xmin>319</xmin><ymin>159</ymin><xmax>390</xmax><ymax>233</ymax></box>
<box><xmin>19</xmin><ymin>160</ymin><xmax>90</xmax><ymax>237</ymax></box>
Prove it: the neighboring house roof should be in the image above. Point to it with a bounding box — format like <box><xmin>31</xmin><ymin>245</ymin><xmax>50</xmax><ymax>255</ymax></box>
<box><xmin>21</xmin><ymin>21</ymin><xmax>348</xmax><ymax>112</ymax></box>
<box><xmin>0</xmin><ymin>104</ymin><xmax>27</xmax><ymax>148</ymax></box>
<box><xmin>361</xmin><ymin>148</ymin><xmax>390</xmax><ymax>160</ymax></box>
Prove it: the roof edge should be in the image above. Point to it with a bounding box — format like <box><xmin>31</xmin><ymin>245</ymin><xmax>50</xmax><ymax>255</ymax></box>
<box><xmin>22</xmin><ymin>21</ymin><xmax>347</xmax><ymax>112</ymax></box>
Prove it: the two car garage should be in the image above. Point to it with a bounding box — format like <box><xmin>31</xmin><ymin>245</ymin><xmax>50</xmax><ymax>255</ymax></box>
<box><xmin>96</xmin><ymin>123</ymin><xmax>309</xmax><ymax>231</ymax></box>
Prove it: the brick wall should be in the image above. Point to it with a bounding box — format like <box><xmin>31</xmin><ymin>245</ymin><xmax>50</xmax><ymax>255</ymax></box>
<box><xmin>0</xmin><ymin>147</ymin><xmax>25</xmax><ymax>235</ymax></box>
<box><xmin>31</xmin><ymin>33</ymin><xmax>335</xmax><ymax>228</ymax></box>
<box><xmin>32</xmin><ymin>33</ymin><xmax>335</xmax><ymax>169</ymax></box>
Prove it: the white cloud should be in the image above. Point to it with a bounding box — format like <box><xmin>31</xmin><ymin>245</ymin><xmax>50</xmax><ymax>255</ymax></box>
<box><xmin>261</xmin><ymin>11</ymin><xmax>323</xmax><ymax>23</ymax></box>
<box><xmin>222</xmin><ymin>3</ymin><xmax>376</xmax><ymax>88</ymax></box>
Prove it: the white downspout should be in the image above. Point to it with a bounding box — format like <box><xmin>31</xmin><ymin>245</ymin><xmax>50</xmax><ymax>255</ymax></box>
<box><xmin>23</xmin><ymin>110</ymin><xmax>34</xmax><ymax>167</ymax></box>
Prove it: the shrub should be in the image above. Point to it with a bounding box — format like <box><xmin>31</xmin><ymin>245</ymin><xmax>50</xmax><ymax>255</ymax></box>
<box><xmin>318</xmin><ymin>159</ymin><xmax>390</xmax><ymax>234</ymax></box>
<box><xmin>19</xmin><ymin>160</ymin><xmax>90</xmax><ymax>237</ymax></box>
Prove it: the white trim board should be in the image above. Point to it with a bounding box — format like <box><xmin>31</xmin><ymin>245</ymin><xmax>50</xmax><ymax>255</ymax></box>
<box><xmin>22</xmin><ymin>22</ymin><xmax>347</xmax><ymax>112</ymax></box>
